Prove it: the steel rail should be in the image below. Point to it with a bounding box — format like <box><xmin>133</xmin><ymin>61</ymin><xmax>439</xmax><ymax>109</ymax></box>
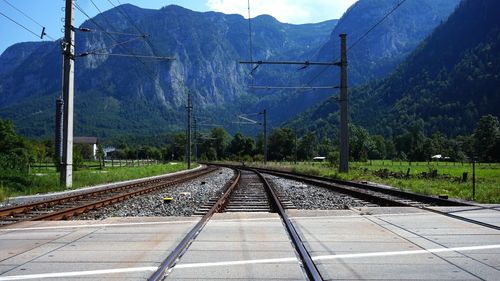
<box><xmin>0</xmin><ymin>167</ymin><xmax>217</xmax><ymax>225</ymax></box>
<box><xmin>254</xmin><ymin>169</ymin><xmax>323</xmax><ymax>281</ymax></box>
<box><xmin>255</xmin><ymin>167</ymin><xmax>500</xmax><ymax>232</ymax></box>
<box><xmin>209</xmin><ymin>163</ymin><xmax>471</xmax><ymax>207</ymax></box>
<box><xmin>148</xmin><ymin>169</ymin><xmax>241</xmax><ymax>281</ymax></box>
<box><xmin>264</xmin><ymin>168</ymin><xmax>470</xmax><ymax>206</ymax></box>
<box><xmin>213</xmin><ymin>164</ymin><xmax>500</xmax><ymax>232</ymax></box>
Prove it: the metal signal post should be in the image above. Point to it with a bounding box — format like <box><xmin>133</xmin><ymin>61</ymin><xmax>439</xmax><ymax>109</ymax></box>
<box><xmin>60</xmin><ymin>0</ymin><xmax>75</xmax><ymax>187</ymax></box>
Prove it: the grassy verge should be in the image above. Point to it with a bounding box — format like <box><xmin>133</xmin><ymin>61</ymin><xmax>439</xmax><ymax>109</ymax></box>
<box><xmin>238</xmin><ymin>161</ymin><xmax>500</xmax><ymax>204</ymax></box>
<box><xmin>0</xmin><ymin>162</ymin><xmax>197</xmax><ymax>200</ymax></box>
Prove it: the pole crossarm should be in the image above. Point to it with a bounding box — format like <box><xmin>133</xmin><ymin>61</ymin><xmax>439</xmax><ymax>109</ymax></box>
<box><xmin>240</xmin><ymin>60</ymin><xmax>340</xmax><ymax>66</ymax></box>
<box><xmin>249</xmin><ymin>86</ymin><xmax>339</xmax><ymax>90</ymax></box>
<box><xmin>237</xmin><ymin>115</ymin><xmax>260</xmax><ymax>124</ymax></box>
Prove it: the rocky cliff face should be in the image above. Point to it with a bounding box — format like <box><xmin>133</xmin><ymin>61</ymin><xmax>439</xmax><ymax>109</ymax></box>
<box><xmin>0</xmin><ymin>4</ymin><xmax>336</xmax><ymax>138</ymax></box>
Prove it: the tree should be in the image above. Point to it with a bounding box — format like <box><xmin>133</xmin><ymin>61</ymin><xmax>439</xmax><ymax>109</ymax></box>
<box><xmin>228</xmin><ymin>132</ymin><xmax>255</xmax><ymax>159</ymax></box>
<box><xmin>0</xmin><ymin>119</ymin><xmax>33</xmax><ymax>172</ymax></box>
<box><xmin>210</xmin><ymin>128</ymin><xmax>230</xmax><ymax>160</ymax></box>
<box><xmin>96</xmin><ymin>144</ymin><xmax>105</xmax><ymax>168</ymax></box>
<box><xmin>394</xmin><ymin>120</ymin><xmax>428</xmax><ymax>161</ymax></box>
<box><xmin>172</xmin><ymin>132</ymin><xmax>187</xmax><ymax>160</ymax></box>
<box><xmin>268</xmin><ymin>128</ymin><xmax>295</xmax><ymax>161</ymax></box>
<box><xmin>473</xmin><ymin>115</ymin><xmax>500</xmax><ymax>161</ymax></box>
<box><xmin>297</xmin><ymin>132</ymin><xmax>316</xmax><ymax>161</ymax></box>
<box><xmin>369</xmin><ymin>135</ymin><xmax>386</xmax><ymax>160</ymax></box>
<box><xmin>349</xmin><ymin>125</ymin><xmax>374</xmax><ymax>161</ymax></box>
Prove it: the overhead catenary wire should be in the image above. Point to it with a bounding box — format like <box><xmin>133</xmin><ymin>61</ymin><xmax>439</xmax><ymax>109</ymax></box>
<box><xmin>348</xmin><ymin>0</ymin><xmax>407</xmax><ymax>52</ymax></box>
<box><xmin>77</xmin><ymin>27</ymin><xmax>146</xmax><ymax>37</ymax></box>
<box><xmin>1</xmin><ymin>0</ymin><xmax>56</xmax><ymax>40</ymax></box>
<box><xmin>107</xmin><ymin>0</ymin><xmax>158</xmax><ymax>56</ymax></box>
<box><xmin>73</xmin><ymin>2</ymin><xmax>168</xmax><ymax>85</ymax></box>
<box><xmin>102</xmin><ymin>0</ymin><xmax>189</xmax><ymax>90</ymax></box>
<box><xmin>84</xmin><ymin>36</ymin><xmax>146</xmax><ymax>53</ymax></box>
<box><xmin>304</xmin><ymin>0</ymin><xmax>408</xmax><ymax>86</ymax></box>
<box><xmin>87</xmin><ymin>0</ymin><xmax>141</xmax><ymax>37</ymax></box>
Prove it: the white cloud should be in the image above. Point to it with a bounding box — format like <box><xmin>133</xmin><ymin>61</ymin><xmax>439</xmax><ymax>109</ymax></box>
<box><xmin>206</xmin><ymin>0</ymin><xmax>358</xmax><ymax>24</ymax></box>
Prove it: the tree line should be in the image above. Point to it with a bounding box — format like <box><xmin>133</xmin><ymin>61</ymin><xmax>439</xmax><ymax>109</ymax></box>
<box><xmin>1</xmin><ymin>114</ymin><xmax>498</xmax><ymax>178</ymax></box>
<box><xmin>111</xmin><ymin>114</ymin><xmax>499</xmax><ymax>163</ymax></box>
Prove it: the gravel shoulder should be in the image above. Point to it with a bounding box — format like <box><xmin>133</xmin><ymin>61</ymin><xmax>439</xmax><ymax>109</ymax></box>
<box><xmin>267</xmin><ymin>174</ymin><xmax>372</xmax><ymax>209</ymax></box>
<box><xmin>75</xmin><ymin>168</ymin><xmax>234</xmax><ymax>219</ymax></box>
<box><xmin>0</xmin><ymin>165</ymin><xmax>205</xmax><ymax>208</ymax></box>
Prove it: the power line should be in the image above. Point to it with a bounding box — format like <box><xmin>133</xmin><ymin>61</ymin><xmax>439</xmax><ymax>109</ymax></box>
<box><xmin>1</xmin><ymin>0</ymin><xmax>56</xmax><ymax>40</ymax></box>
<box><xmin>73</xmin><ymin>2</ymin><xmax>163</xmax><ymax>83</ymax></box>
<box><xmin>100</xmin><ymin>0</ymin><xmax>181</xmax><ymax>87</ymax></box>
<box><xmin>77</xmin><ymin>28</ymin><xmax>145</xmax><ymax>37</ymax></box>
<box><xmin>0</xmin><ymin>10</ymin><xmax>47</xmax><ymax>40</ymax></box>
<box><xmin>73</xmin><ymin>1</ymin><xmax>183</xmax><ymax>110</ymax></box>
<box><xmin>85</xmin><ymin>36</ymin><xmax>145</xmax><ymax>53</ymax></box>
<box><xmin>348</xmin><ymin>0</ymin><xmax>407</xmax><ymax>51</ymax></box>
<box><xmin>107</xmin><ymin>0</ymin><xmax>158</xmax><ymax>56</ymax></box>
<box><xmin>305</xmin><ymin>0</ymin><xmax>408</xmax><ymax>86</ymax></box>
<box><xmin>87</xmin><ymin>0</ymin><xmax>142</xmax><ymax>37</ymax></box>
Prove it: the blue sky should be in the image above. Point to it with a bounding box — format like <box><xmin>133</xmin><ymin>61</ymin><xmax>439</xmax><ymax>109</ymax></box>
<box><xmin>0</xmin><ymin>0</ymin><xmax>357</xmax><ymax>54</ymax></box>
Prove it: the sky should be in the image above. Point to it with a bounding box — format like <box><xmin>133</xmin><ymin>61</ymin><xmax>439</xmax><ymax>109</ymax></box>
<box><xmin>0</xmin><ymin>0</ymin><xmax>357</xmax><ymax>54</ymax></box>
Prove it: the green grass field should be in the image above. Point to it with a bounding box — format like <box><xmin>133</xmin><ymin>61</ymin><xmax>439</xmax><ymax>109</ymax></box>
<box><xmin>0</xmin><ymin>162</ymin><xmax>196</xmax><ymax>201</ymax></box>
<box><xmin>248</xmin><ymin>160</ymin><xmax>500</xmax><ymax>204</ymax></box>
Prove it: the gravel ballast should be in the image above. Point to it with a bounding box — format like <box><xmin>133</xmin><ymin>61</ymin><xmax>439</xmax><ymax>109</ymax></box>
<box><xmin>0</xmin><ymin>165</ymin><xmax>205</xmax><ymax>208</ymax></box>
<box><xmin>268</xmin><ymin>175</ymin><xmax>372</xmax><ymax>209</ymax></box>
<box><xmin>75</xmin><ymin>168</ymin><xmax>234</xmax><ymax>219</ymax></box>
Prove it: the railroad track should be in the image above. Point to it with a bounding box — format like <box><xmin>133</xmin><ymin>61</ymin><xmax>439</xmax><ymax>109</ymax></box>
<box><xmin>149</xmin><ymin>168</ymin><xmax>321</xmax><ymax>281</ymax></box>
<box><xmin>211</xmin><ymin>164</ymin><xmax>470</xmax><ymax>208</ymax></box>
<box><xmin>194</xmin><ymin>170</ymin><xmax>295</xmax><ymax>215</ymax></box>
<box><xmin>0</xmin><ymin>166</ymin><xmax>217</xmax><ymax>227</ymax></box>
<box><xmin>213</xmin><ymin>164</ymin><xmax>500</xmax><ymax>231</ymax></box>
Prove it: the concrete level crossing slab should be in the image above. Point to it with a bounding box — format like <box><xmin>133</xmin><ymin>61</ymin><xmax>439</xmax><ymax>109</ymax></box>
<box><xmin>429</xmin><ymin>206</ymin><xmax>500</xmax><ymax>227</ymax></box>
<box><xmin>0</xmin><ymin>217</ymin><xmax>198</xmax><ymax>280</ymax></box>
<box><xmin>290</xmin><ymin>208</ymin><xmax>500</xmax><ymax>280</ymax></box>
<box><xmin>166</xmin><ymin>212</ymin><xmax>307</xmax><ymax>281</ymax></box>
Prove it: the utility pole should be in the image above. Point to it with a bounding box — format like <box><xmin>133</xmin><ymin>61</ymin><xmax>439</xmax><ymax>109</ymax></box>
<box><xmin>55</xmin><ymin>98</ymin><xmax>64</xmax><ymax>163</ymax></box>
<box><xmin>240</xmin><ymin>36</ymin><xmax>348</xmax><ymax>170</ymax></box>
<box><xmin>193</xmin><ymin>116</ymin><xmax>198</xmax><ymax>163</ymax></box>
<box><xmin>261</xmin><ymin>109</ymin><xmax>267</xmax><ymax>165</ymax></box>
<box><xmin>186</xmin><ymin>90</ymin><xmax>192</xmax><ymax>169</ymax></box>
<box><xmin>236</xmin><ymin>111</ymin><xmax>268</xmax><ymax>164</ymax></box>
<box><xmin>339</xmin><ymin>34</ymin><xmax>349</xmax><ymax>173</ymax></box>
<box><xmin>294</xmin><ymin>130</ymin><xmax>297</xmax><ymax>165</ymax></box>
<box><xmin>60</xmin><ymin>0</ymin><xmax>75</xmax><ymax>187</ymax></box>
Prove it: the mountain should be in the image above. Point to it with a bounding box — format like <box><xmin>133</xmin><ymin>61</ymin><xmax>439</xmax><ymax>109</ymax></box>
<box><xmin>243</xmin><ymin>0</ymin><xmax>461</xmax><ymax>126</ymax></box>
<box><xmin>289</xmin><ymin>0</ymin><xmax>500</xmax><ymax>139</ymax></box>
<box><xmin>0</xmin><ymin>1</ymin><xmax>460</xmax><ymax>141</ymax></box>
<box><xmin>0</xmin><ymin>4</ymin><xmax>336</xmax><ymax>139</ymax></box>
<box><xmin>316</xmin><ymin>0</ymin><xmax>461</xmax><ymax>84</ymax></box>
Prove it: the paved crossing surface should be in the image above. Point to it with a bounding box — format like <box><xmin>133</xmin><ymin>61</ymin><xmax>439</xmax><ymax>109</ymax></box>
<box><xmin>0</xmin><ymin>206</ymin><xmax>498</xmax><ymax>280</ymax></box>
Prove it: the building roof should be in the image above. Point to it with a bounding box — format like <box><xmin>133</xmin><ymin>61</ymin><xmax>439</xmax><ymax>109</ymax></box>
<box><xmin>74</xmin><ymin>137</ymin><xmax>99</xmax><ymax>144</ymax></box>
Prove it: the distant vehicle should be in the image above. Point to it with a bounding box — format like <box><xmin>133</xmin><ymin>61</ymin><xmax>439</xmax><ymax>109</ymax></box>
<box><xmin>313</xmin><ymin>156</ymin><xmax>326</xmax><ymax>162</ymax></box>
